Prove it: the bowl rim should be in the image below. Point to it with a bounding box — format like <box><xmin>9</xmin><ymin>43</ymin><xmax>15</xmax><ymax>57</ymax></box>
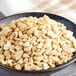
<box><xmin>0</xmin><ymin>12</ymin><xmax>76</xmax><ymax>73</ymax></box>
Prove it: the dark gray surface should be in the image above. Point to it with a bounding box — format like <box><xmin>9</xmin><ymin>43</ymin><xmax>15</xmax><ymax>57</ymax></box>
<box><xmin>0</xmin><ymin>12</ymin><xmax>5</xmax><ymax>19</ymax></box>
<box><xmin>51</xmin><ymin>62</ymin><xmax>76</xmax><ymax>76</ymax></box>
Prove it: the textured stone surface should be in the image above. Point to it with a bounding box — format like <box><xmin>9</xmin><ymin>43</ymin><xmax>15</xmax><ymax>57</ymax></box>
<box><xmin>51</xmin><ymin>62</ymin><xmax>76</xmax><ymax>76</ymax></box>
<box><xmin>0</xmin><ymin>12</ymin><xmax>5</xmax><ymax>19</ymax></box>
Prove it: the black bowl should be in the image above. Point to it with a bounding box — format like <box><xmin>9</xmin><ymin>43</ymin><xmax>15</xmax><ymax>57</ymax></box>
<box><xmin>0</xmin><ymin>12</ymin><xmax>76</xmax><ymax>76</ymax></box>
